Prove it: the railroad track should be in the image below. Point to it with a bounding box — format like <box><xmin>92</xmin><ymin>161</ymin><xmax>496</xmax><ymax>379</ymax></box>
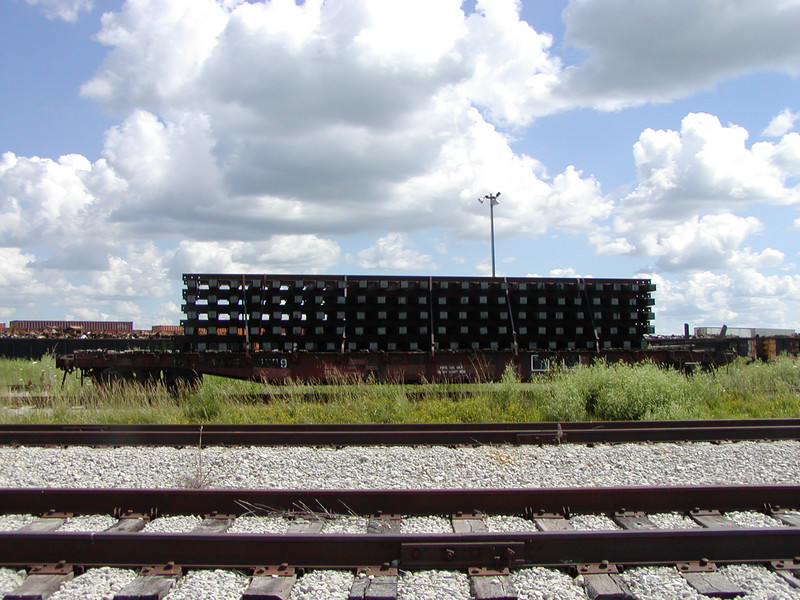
<box><xmin>1</xmin><ymin>485</ymin><xmax>799</xmax><ymax>599</ymax></box>
<box><xmin>2</xmin><ymin>418</ymin><xmax>800</xmax><ymax>446</ymax></box>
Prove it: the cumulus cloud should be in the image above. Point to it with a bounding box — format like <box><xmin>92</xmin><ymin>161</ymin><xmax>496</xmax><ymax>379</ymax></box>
<box><xmin>356</xmin><ymin>233</ymin><xmax>437</xmax><ymax>270</ymax></box>
<box><xmin>764</xmin><ymin>108</ymin><xmax>800</xmax><ymax>138</ymax></box>
<box><xmin>0</xmin><ymin>247</ymin><xmax>73</xmax><ymax>319</ymax></box>
<box><xmin>25</xmin><ymin>0</ymin><xmax>93</xmax><ymax>22</ymax></box>
<box><xmin>651</xmin><ymin>269</ymin><xmax>800</xmax><ymax>333</ymax></box>
<box><xmin>596</xmin><ymin>113</ymin><xmax>800</xmax><ymax>272</ymax></box>
<box><xmin>638</xmin><ymin>214</ymin><xmax>783</xmax><ymax>272</ymax></box>
<box><xmin>625</xmin><ymin>113</ymin><xmax>800</xmax><ymax>217</ymax></box>
<box><xmin>71</xmin><ymin>0</ymin><xmax>609</xmax><ymax>245</ymax></box>
<box><xmin>6</xmin><ymin>0</ymin><xmax>800</xmax><ymax>330</ymax></box>
<box><xmin>0</xmin><ymin>152</ymin><xmax>120</xmax><ymax>269</ymax></box>
<box><xmin>557</xmin><ymin>0</ymin><xmax>800</xmax><ymax>109</ymax></box>
<box><xmin>169</xmin><ymin>236</ymin><xmax>341</xmax><ymax>275</ymax></box>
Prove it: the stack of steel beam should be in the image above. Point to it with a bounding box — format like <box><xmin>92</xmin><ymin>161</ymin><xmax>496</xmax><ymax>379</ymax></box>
<box><xmin>180</xmin><ymin>274</ymin><xmax>655</xmax><ymax>352</ymax></box>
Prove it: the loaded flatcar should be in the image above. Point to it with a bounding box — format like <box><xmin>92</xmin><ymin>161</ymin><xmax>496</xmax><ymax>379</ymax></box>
<box><xmin>54</xmin><ymin>273</ymin><xmax>733</xmax><ymax>391</ymax></box>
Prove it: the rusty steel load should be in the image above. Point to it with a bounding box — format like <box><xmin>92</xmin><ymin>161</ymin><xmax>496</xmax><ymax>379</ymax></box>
<box><xmin>55</xmin><ymin>273</ymin><xmax>747</xmax><ymax>390</ymax></box>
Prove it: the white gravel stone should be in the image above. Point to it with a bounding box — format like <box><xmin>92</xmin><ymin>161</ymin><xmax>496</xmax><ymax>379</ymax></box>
<box><xmin>226</xmin><ymin>515</ymin><xmax>287</xmax><ymax>534</ymax></box>
<box><xmin>49</xmin><ymin>567</ymin><xmax>137</xmax><ymax>600</ymax></box>
<box><xmin>2</xmin><ymin>439</ymin><xmax>799</xmax><ymax>599</ymax></box>
<box><xmin>724</xmin><ymin>510</ymin><xmax>785</xmax><ymax>528</ymax></box>
<box><xmin>142</xmin><ymin>515</ymin><xmax>202</xmax><ymax>533</ymax></box>
<box><xmin>720</xmin><ymin>564</ymin><xmax>800</xmax><ymax>599</ymax></box>
<box><xmin>289</xmin><ymin>570</ymin><xmax>352</xmax><ymax>600</ymax></box>
<box><xmin>401</xmin><ymin>515</ymin><xmax>452</xmax><ymax>533</ymax></box>
<box><xmin>0</xmin><ymin>568</ymin><xmax>25</xmax><ymax>597</ymax></box>
<box><xmin>0</xmin><ymin>514</ymin><xmax>35</xmax><ymax>531</ymax></box>
<box><xmin>619</xmin><ymin>565</ymin><xmax>706</xmax><ymax>600</ymax></box>
<box><xmin>163</xmin><ymin>569</ymin><xmax>249</xmax><ymax>600</ymax></box>
<box><xmin>398</xmin><ymin>570</ymin><xmax>470</xmax><ymax>600</ymax></box>
<box><xmin>568</xmin><ymin>514</ymin><xmax>621</xmax><ymax>530</ymax></box>
<box><xmin>484</xmin><ymin>515</ymin><xmax>537</xmax><ymax>532</ymax></box>
<box><xmin>647</xmin><ymin>512</ymin><xmax>701</xmax><ymax>529</ymax></box>
<box><xmin>1</xmin><ymin>440</ymin><xmax>798</xmax><ymax>490</ymax></box>
<box><xmin>511</xmin><ymin>567</ymin><xmax>585</xmax><ymax>600</ymax></box>
<box><xmin>59</xmin><ymin>514</ymin><xmax>118</xmax><ymax>532</ymax></box>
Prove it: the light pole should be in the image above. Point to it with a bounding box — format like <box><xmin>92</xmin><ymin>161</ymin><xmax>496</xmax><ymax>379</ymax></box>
<box><xmin>478</xmin><ymin>192</ymin><xmax>500</xmax><ymax>277</ymax></box>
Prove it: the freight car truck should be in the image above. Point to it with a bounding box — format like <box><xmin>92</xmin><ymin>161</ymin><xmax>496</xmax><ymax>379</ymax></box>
<box><xmin>55</xmin><ymin>273</ymin><xmax>727</xmax><ymax>392</ymax></box>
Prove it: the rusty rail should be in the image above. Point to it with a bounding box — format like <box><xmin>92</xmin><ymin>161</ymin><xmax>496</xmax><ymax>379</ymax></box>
<box><xmin>0</xmin><ymin>484</ymin><xmax>798</xmax><ymax>516</ymax></box>
<box><xmin>0</xmin><ymin>485</ymin><xmax>798</xmax><ymax>570</ymax></box>
<box><xmin>3</xmin><ymin>529</ymin><xmax>799</xmax><ymax>570</ymax></box>
<box><xmin>1</xmin><ymin>419</ymin><xmax>800</xmax><ymax>446</ymax></box>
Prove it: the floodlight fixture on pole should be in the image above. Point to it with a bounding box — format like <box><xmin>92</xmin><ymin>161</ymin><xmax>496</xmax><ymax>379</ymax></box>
<box><xmin>478</xmin><ymin>192</ymin><xmax>501</xmax><ymax>277</ymax></box>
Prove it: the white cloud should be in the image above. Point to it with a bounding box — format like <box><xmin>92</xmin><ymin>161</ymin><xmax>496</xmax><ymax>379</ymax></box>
<box><xmin>0</xmin><ymin>151</ymin><xmax>118</xmax><ymax>269</ymax></box>
<box><xmin>624</xmin><ymin>113</ymin><xmax>799</xmax><ymax>218</ymax></box>
<box><xmin>169</xmin><ymin>236</ymin><xmax>341</xmax><ymax>275</ymax></box>
<box><xmin>71</xmin><ymin>1</ymin><xmax>612</xmax><ymax>247</ymax></box>
<box><xmin>8</xmin><ymin>0</ymin><xmax>800</xmax><ymax>331</ymax></box>
<box><xmin>0</xmin><ymin>247</ymin><xmax>71</xmax><ymax>319</ymax></box>
<box><xmin>356</xmin><ymin>233</ymin><xmax>437</xmax><ymax>270</ymax></box>
<box><xmin>25</xmin><ymin>0</ymin><xmax>93</xmax><ymax>22</ymax></box>
<box><xmin>460</xmin><ymin>0</ymin><xmax>564</xmax><ymax>124</ymax></box>
<box><xmin>557</xmin><ymin>0</ymin><xmax>800</xmax><ymax>109</ymax></box>
<box><xmin>652</xmin><ymin>270</ymin><xmax>800</xmax><ymax>333</ymax></box>
<box><xmin>763</xmin><ymin>108</ymin><xmax>800</xmax><ymax>138</ymax></box>
<box><xmin>600</xmin><ymin>113</ymin><xmax>800</xmax><ymax>271</ymax></box>
<box><xmin>79</xmin><ymin>243</ymin><xmax>171</xmax><ymax>299</ymax></box>
<box><xmin>638</xmin><ymin>214</ymin><xmax>782</xmax><ymax>272</ymax></box>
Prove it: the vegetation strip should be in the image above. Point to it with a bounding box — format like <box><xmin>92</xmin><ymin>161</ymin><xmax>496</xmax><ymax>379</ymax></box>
<box><xmin>4</xmin><ymin>355</ymin><xmax>800</xmax><ymax>425</ymax></box>
<box><xmin>2</xmin><ymin>419</ymin><xmax>800</xmax><ymax>446</ymax></box>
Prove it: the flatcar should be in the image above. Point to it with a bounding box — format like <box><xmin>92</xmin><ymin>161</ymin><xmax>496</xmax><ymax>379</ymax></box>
<box><xmin>54</xmin><ymin>274</ymin><xmax>779</xmax><ymax>392</ymax></box>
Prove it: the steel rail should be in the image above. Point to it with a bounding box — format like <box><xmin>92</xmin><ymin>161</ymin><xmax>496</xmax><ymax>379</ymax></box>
<box><xmin>1</xmin><ymin>419</ymin><xmax>800</xmax><ymax>446</ymax></box>
<box><xmin>0</xmin><ymin>485</ymin><xmax>797</xmax><ymax>517</ymax></box>
<box><xmin>1</xmin><ymin>528</ymin><xmax>799</xmax><ymax>570</ymax></box>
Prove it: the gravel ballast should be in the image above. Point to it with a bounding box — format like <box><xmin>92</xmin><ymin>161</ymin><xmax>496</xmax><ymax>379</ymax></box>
<box><xmin>0</xmin><ymin>439</ymin><xmax>798</xmax><ymax>599</ymax></box>
<box><xmin>1</xmin><ymin>440</ymin><xmax>798</xmax><ymax>489</ymax></box>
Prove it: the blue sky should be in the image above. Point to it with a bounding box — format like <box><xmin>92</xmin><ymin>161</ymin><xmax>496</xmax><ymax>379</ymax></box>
<box><xmin>2</xmin><ymin>0</ymin><xmax>800</xmax><ymax>335</ymax></box>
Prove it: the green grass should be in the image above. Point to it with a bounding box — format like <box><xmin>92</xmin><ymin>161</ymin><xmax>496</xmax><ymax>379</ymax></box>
<box><xmin>1</xmin><ymin>355</ymin><xmax>799</xmax><ymax>424</ymax></box>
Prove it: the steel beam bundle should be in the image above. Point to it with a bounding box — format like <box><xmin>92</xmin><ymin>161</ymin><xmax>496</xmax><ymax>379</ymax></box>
<box><xmin>180</xmin><ymin>275</ymin><xmax>656</xmax><ymax>353</ymax></box>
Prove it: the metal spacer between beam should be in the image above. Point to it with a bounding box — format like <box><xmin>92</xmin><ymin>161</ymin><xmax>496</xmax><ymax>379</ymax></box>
<box><xmin>524</xmin><ymin>507</ymin><xmax>571</xmax><ymax>519</ymax></box>
<box><xmin>139</xmin><ymin>562</ymin><xmax>182</xmax><ymax>577</ymax></box>
<box><xmin>689</xmin><ymin>508</ymin><xmax>721</xmax><ymax>517</ymax></box>
<box><xmin>29</xmin><ymin>562</ymin><xmax>72</xmax><ymax>576</ymax></box>
<box><xmin>613</xmin><ymin>510</ymin><xmax>646</xmax><ymax>518</ymax></box>
<box><xmin>771</xmin><ymin>558</ymin><xmax>800</xmax><ymax>572</ymax></box>
<box><xmin>252</xmin><ymin>564</ymin><xmax>297</xmax><ymax>577</ymax></box>
<box><xmin>468</xmin><ymin>567</ymin><xmax>511</xmax><ymax>577</ymax></box>
<box><xmin>677</xmin><ymin>559</ymin><xmax>718</xmax><ymax>573</ymax></box>
<box><xmin>357</xmin><ymin>565</ymin><xmax>399</xmax><ymax>578</ymax></box>
<box><xmin>452</xmin><ymin>511</ymin><xmax>484</xmax><ymax>520</ymax></box>
<box><xmin>113</xmin><ymin>508</ymin><xmax>153</xmax><ymax>520</ymax></box>
<box><xmin>572</xmin><ymin>561</ymin><xmax>619</xmax><ymax>575</ymax></box>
